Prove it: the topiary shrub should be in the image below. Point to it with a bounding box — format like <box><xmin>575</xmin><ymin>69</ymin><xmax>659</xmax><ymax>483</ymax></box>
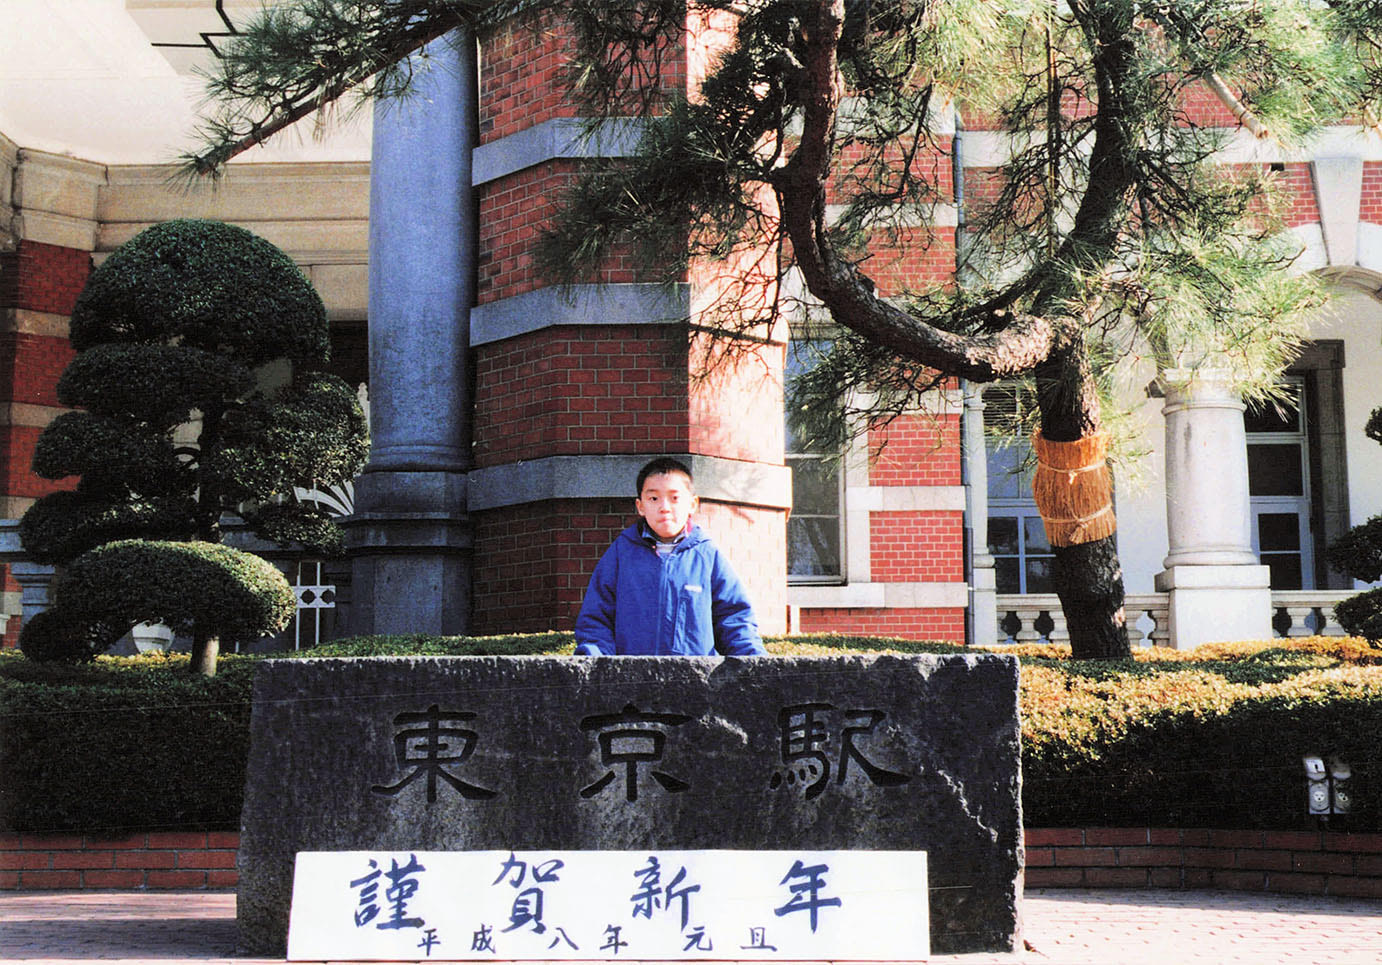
<box><xmin>1333</xmin><ymin>589</ymin><xmax>1382</xmax><ymax>642</ymax></box>
<box><xmin>1327</xmin><ymin>405</ymin><xmax>1382</xmax><ymax>639</ymax></box>
<box><xmin>46</xmin><ymin>541</ymin><xmax>297</xmax><ymax>659</ymax></box>
<box><xmin>17</xmin><ymin>219</ymin><xmax>369</xmax><ymax>674</ymax></box>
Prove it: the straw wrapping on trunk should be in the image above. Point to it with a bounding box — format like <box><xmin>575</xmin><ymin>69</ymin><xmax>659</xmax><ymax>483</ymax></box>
<box><xmin>1032</xmin><ymin>430</ymin><xmax>1116</xmax><ymax>547</ymax></box>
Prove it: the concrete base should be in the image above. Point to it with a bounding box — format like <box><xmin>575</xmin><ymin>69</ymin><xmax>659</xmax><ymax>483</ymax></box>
<box><xmin>344</xmin><ymin>470</ymin><xmax>472</xmax><ymax>636</ymax></box>
<box><xmin>1154</xmin><ymin>563</ymin><xmax>1273</xmax><ymax>649</ymax></box>
<box><xmin>971</xmin><ymin>562</ymin><xmax>999</xmax><ymax>647</ymax></box>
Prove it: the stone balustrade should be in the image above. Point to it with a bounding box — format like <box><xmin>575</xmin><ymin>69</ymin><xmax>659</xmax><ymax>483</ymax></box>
<box><xmin>996</xmin><ymin>591</ymin><xmax>1357</xmax><ymax>647</ymax></box>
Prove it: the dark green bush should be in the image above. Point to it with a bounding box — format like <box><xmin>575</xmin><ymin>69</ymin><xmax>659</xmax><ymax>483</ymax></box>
<box><xmin>17</xmin><ymin>492</ymin><xmax>199</xmax><ymax>565</ymax></box>
<box><xmin>0</xmin><ymin>654</ymin><xmax>257</xmax><ymax>832</ymax></box>
<box><xmin>2</xmin><ymin>635</ymin><xmax>1379</xmax><ymax>833</ymax></box>
<box><xmin>57</xmin><ymin>343</ymin><xmax>255</xmax><ymax>428</ymax></box>
<box><xmin>1333</xmin><ymin>589</ymin><xmax>1382</xmax><ymax>641</ymax></box>
<box><xmin>69</xmin><ymin>219</ymin><xmax>328</xmax><ymax>367</ymax></box>
<box><xmin>18</xmin><ymin>540</ymin><xmax>297</xmax><ymax>662</ymax></box>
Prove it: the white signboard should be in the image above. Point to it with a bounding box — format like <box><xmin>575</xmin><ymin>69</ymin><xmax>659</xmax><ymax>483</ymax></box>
<box><xmin>287</xmin><ymin>849</ymin><xmax>928</xmax><ymax>961</ymax></box>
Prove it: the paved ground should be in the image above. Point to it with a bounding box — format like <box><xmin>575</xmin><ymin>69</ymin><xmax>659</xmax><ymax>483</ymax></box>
<box><xmin>1</xmin><ymin>889</ymin><xmax>1379</xmax><ymax>964</ymax></box>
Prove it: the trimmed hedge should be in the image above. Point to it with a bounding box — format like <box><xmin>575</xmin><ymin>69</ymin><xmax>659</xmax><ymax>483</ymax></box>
<box><xmin>1</xmin><ymin>635</ymin><xmax>1379</xmax><ymax>833</ymax></box>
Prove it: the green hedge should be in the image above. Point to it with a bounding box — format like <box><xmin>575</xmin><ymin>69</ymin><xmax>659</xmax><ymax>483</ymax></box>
<box><xmin>2</xmin><ymin>635</ymin><xmax>1379</xmax><ymax>834</ymax></box>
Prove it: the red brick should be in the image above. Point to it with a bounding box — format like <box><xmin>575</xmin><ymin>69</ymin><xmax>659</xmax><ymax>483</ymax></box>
<box><xmin>1354</xmin><ymin>854</ymin><xmax>1382</xmax><ymax>876</ymax></box>
<box><xmin>1087</xmin><ymin>828</ymin><xmax>1149</xmax><ymax>847</ymax></box>
<box><xmin>0</xmin><ymin>852</ymin><xmax>50</xmax><ymax>871</ymax></box>
<box><xmin>1149</xmin><ymin>868</ymin><xmax>1184</xmax><ymax>888</ymax></box>
<box><xmin>82</xmin><ymin>870</ymin><xmax>146</xmax><ymax>888</ymax></box>
<box><xmin>1085</xmin><ymin>868</ymin><xmax>1148</xmax><ymax>888</ymax></box>
<box><xmin>207</xmin><ymin>831</ymin><xmax>240</xmax><ymax>849</ymax></box>
<box><xmin>1236</xmin><ymin>849</ymin><xmax>1293</xmax><ymax>871</ymax></box>
<box><xmin>0</xmin><ymin>833</ymin><xmax>22</xmax><ymax>849</ymax></box>
<box><xmin>1265</xmin><ymin>873</ymin><xmax>1327</xmax><ymax>895</ymax></box>
<box><xmin>1055</xmin><ymin>847</ymin><xmax>1115</xmax><ymax>867</ymax></box>
<box><xmin>1183</xmin><ymin>868</ymin><xmax>1213</xmax><ymax>888</ymax></box>
<box><xmin>20</xmin><ymin>870</ymin><xmax>82</xmax><ymax>888</ymax></box>
<box><xmin>0</xmin><ymin>872</ymin><xmax>19</xmax><ymax>889</ymax></box>
<box><xmin>1026</xmin><ymin>828</ymin><xmax>1084</xmax><ymax>847</ymax></box>
<box><xmin>1292</xmin><ymin>852</ymin><xmax>1355</xmax><ymax>875</ymax></box>
<box><xmin>1327</xmin><ymin>876</ymin><xmax>1382</xmax><ymax>899</ymax></box>
<box><xmin>1117</xmin><ymin>847</ymin><xmax>1183</xmax><ymax>867</ymax></box>
<box><xmin>207</xmin><ymin>870</ymin><xmax>240</xmax><ymax>888</ymax></box>
<box><xmin>1148</xmin><ymin>829</ymin><xmax>1182</xmax><ymax>846</ymax></box>
<box><xmin>178</xmin><ymin>850</ymin><xmax>237</xmax><ymax>870</ymax></box>
<box><xmin>1211</xmin><ymin>870</ymin><xmax>1267</xmax><ymax>891</ymax></box>
<box><xmin>1023</xmin><ymin>867</ymin><xmax>1085</xmax><ymax>888</ymax></box>
<box><xmin>1183</xmin><ymin>848</ymin><xmax>1236</xmax><ymax>869</ymax></box>
<box><xmin>146</xmin><ymin>870</ymin><xmax>208</xmax><ymax>888</ymax></box>
<box><xmin>1024</xmin><ymin>848</ymin><xmax>1055</xmax><ymax>868</ymax></box>
<box><xmin>1264</xmin><ymin>830</ymin><xmax>1322</xmax><ymax>851</ymax></box>
<box><xmin>116</xmin><ymin>850</ymin><xmax>176</xmax><ymax>870</ymax></box>
<box><xmin>1323</xmin><ymin>832</ymin><xmax>1382</xmax><ymax>854</ymax></box>
<box><xmin>1179</xmin><ymin>829</ymin><xmax>1212</xmax><ymax>847</ymax></box>
<box><xmin>51</xmin><ymin>851</ymin><xmax>114</xmax><ymax>870</ymax></box>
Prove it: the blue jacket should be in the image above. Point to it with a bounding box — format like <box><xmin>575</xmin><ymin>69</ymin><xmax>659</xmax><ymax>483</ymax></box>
<box><xmin>574</xmin><ymin>523</ymin><xmax>765</xmax><ymax>656</ymax></box>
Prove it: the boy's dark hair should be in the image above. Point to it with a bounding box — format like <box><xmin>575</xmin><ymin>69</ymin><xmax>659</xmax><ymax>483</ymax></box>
<box><xmin>637</xmin><ymin>457</ymin><xmax>693</xmax><ymax>495</ymax></box>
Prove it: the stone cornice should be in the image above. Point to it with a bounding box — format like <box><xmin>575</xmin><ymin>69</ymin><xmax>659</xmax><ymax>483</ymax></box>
<box><xmin>468</xmin><ymin>454</ymin><xmax>791</xmax><ymax>512</ymax></box>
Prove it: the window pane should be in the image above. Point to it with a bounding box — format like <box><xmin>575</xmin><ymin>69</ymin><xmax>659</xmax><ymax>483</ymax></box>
<box><xmin>986</xmin><ymin>443</ymin><xmax>1032</xmax><ymax>500</ymax></box>
<box><xmin>1262</xmin><ymin>553</ymin><xmax>1303</xmax><ymax>591</ymax></box>
<box><xmin>788</xmin><ymin>517</ymin><xmax>842</xmax><ymax>577</ymax></box>
<box><xmin>1244</xmin><ymin>398</ymin><xmax>1300</xmax><ymax>434</ymax></box>
<box><xmin>1024</xmin><ymin>516</ymin><xmax>1051</xmax><ymax>554</ymax></box>
<box><xmin>1257</xmin><ymin>513</ymin><xmax>1301</xmax><ymax>552</ymax></box>
<box><xmin>784</xmin><ymin>340</ymin><xmax>832</xmax><ymax>451</ymax></box>
<box><xmin>1247</xmin><ymin>444</ymin><xmax>1303</xmax><ymax>496</ymax></box>
<box><xmin>1026</xmin><ymin>557</ymin><xmax>1054</xmax><ymax>594</ymax></box>
<box><xmin>788</xmin><ymin>458</ymin><xmax>840</xmax><ymax>517</ymax></box>
<box><xmin>994</xmin><ymin>557</ymin><xmax>1021</xmax><ymax>594</ymax></box>
<box><xmin>988</xmin><ymin>517</ymin><xmax>1019</xmax><ymax>556</ymax></box>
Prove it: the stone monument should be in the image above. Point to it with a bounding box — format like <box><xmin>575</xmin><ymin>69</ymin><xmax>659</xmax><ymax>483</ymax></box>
<box><xmin>237</xmin><ymin>654</ymin><xmax>1023</xmax><ymax>955</ymax></box>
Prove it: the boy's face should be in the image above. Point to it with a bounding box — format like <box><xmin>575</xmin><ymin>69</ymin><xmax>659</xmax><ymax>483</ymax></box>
<box><xmin>636</xmin><ymin>471</ymin><xmax>698</xmax><ymax>540</ymax></box>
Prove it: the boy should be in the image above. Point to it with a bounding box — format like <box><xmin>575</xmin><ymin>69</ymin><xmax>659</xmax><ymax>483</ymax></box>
<box><xmin>574</xmin><ymin>457</ymin><xmax>765</xmax><ymax>656</ymax></box>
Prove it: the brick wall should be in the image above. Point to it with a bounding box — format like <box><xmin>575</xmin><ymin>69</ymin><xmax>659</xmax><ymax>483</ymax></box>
<box><xmin>0</xmin><ymin>332</ymin><xmax>75</xmax><ymax>407</ymax></box>
<box><xmin>0</xmin><ymin>241</ymin><xmax>90</xmax><ymax>316</ymax></box>
<box><xmin>868</xmin><ymin>414</ymin><xmax>962</xmax><ymax>487</ymax></box>
<box><xmin>1361</xmin><ymin>162</ymin><xmax>1382</xmax><ymax>225</ymax></box>
<box><xmin>868</xmin><ymin>511</ymin><xmax>964</xmax><ymax>583</ymax></box>
<box><xmin>472</xmin><ymin>326</ymin><xmax>692</xmax><ymax>466</ymax></box>
<box><xmin>471</xmin><ymin>497</ymin><xmax>627</xmax><ymax>635</ymax></box>
<box><xmin>797</xmin><ymin>606</ymin><xmax>966</xmax><ymax>642</ymax></box>
<box><xmin>472</xmin><ymin>498</ymin><xmax>785</xmax><ymax>638</ymax></box>
<box><xmin>479</xmin><ymin>11</ymin><xmax>580</xmax><ymax>144</ymax></box>
<box><xmin>1025</xmin><ymin>828</ymin><xmax>1382</xmax><ymax>899</ymax></box>
<box><xmin>15</xmin><ymin>827</ymin><xmax>1374</xmax><ymax>896</ymax></box>
<box><xmin>0</xmin><ymin>832</ymin><xmax>239</xmax><ymax>890</ymax></box>
<box><xmin>1269</xmin><ymin>162</ymin><xmax>1321</xmax><ymax>229</ymax></box>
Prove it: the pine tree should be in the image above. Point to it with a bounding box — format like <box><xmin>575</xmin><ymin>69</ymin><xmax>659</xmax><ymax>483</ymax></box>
<box><xmin>184</xmin><ymin>1</ymin><xmax>1382</xmax><ymax>658</ymax></box>
<box><xmin>19</xmin><ymin>219</ymin><xmax>370</xmax><ymax>675</ymax></box>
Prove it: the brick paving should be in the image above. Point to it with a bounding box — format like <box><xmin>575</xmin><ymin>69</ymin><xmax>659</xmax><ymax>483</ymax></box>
<box><xmin>0</xmin><ymin>888</ymin><xmax>1379</xmax><ymax>964</ymax></box>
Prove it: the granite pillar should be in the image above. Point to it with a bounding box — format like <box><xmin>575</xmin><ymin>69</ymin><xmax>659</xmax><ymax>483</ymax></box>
<box><xmin>1154</xmin><ymin>368</ymin><xmax>1272</xmax><ymax>648</ymax></box>
<box><xmin>345</xmin><ymin>31</ymin><xmax>477</xmax><ymax>636</ymax></box>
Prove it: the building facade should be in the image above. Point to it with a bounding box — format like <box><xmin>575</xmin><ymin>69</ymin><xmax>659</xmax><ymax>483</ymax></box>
<box><xmin>2</xmin><ymin>2</ymin><xmax>1381</xmax><ymax>650</ymax></box>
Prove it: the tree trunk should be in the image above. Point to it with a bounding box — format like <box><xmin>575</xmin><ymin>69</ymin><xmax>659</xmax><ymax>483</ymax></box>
<box><xmin>1034</xmin><ymin>344</ymin><xmax>1131</xmax><ymax>661</ymax></box>
<box><xmin>1051</xmin><ymin>536</ymin><xmax>1130</xmax><ymax>660</ymax></box>
<box><xmin>190</xmin><ymin>626</ymin><xmax>219</xmax><ymax>677</ymax></box>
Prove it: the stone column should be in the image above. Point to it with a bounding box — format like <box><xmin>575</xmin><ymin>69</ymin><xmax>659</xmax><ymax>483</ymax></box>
<box><xmin>1153</xmin><ymin>368</ymin><xmax>1272</xmax><ymax>648</ymax></box>
<box><xmin>345</xmin><ymin>31</ymin><xmax>476</xmax><ymax>635</ymax></box>
<box><xmin>963</xmin><ymin>386</ymin><xmax>998</xmax><ymax>647</ymax></box>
